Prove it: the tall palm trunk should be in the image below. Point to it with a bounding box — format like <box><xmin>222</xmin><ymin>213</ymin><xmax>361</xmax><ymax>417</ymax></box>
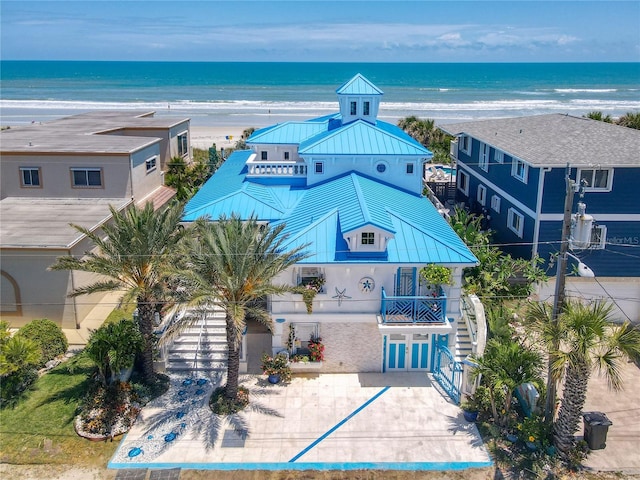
<box><xmin>137</xmin><ymin>297</ymin><xmax>156</xmax><ymax>384</ymax></box>
<box><xmin>224</xmin><ymin>315</ymin><xmax>240</xmax><ymax>400</ymax></box>
<box><xmin>554</xmin><ymin>362</ymin><xmax>590</xmax><ymax>457</ymax></box>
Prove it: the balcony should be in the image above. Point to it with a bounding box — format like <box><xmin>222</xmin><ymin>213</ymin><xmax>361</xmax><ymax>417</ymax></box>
<box><xmin>246</xmin><ymin>159</ymin><xmax>307</xmax><ymax>177</ymax></box>
<box><xmin>380</xmin><ymin>286</ymin><xmax>447</xmax><ymax>324</ymax></box>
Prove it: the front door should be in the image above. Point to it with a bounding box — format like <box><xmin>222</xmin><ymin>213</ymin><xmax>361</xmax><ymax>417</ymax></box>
<box><xmin>409</xmin><ymin>333</ymin><xmax>430</xmax><ymax>370</ymax></box>
<box><xmin>385</xmin><ymin>333</ymin><xmax>432</xmax><ymax>371</ymax></box>
<box><xmin>386</xmin><ymin>334</ymin><xmax>408</xmax><ymax>371</ymax></box>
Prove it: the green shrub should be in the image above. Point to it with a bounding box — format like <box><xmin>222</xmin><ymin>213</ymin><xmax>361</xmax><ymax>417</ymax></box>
<box><xmin>16</xmin><ymin>318</ymin><xmax>68</xmax><ymax>367</ymax></box>
<box><xmin>0</xmin><ymin>367</ymin><xmax>38</xmax><ymax>408</ymax></box>
<box><xmin>0</xmin><ymin>324</ymin><xmax>41</xmax><ymax>408</ymax></box>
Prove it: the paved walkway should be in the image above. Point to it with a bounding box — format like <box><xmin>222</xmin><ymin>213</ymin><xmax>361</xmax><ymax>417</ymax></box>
<box><xmin>109</xmin><ymin>372</ymin><xmax>492</xmax><ymax>472</ymax></box>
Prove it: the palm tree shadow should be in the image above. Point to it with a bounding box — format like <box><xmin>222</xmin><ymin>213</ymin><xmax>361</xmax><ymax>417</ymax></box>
<box><xmin>447</xmin><ymin>414</ymin><xmax>486</xmax><ymax>448</ymax></box>
<box><xmin>133</xmin><ymin>374</ymin><xmax>284</xmax><ymax>460</ymax></box>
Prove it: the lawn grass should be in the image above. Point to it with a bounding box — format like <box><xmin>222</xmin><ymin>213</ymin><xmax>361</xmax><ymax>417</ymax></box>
<box><xmin>0</xmin><ymin>352</ymin><xmax>118</xmax><ymax>466</ymax></box>
<box><xmin>103</xmin><ymin>303</ymin><xmax>136</xmax><ymax>325</ymax></box>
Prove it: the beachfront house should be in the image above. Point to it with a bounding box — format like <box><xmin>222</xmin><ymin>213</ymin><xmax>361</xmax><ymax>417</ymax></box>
<box><xmin>180</xmin><ymin>74</ymin><xmax>480</xmax><ymax>385</ymax></box>
<box><xmin>0</xmin><ymin>111</ymin><xmax>190</xmax><ymax>329</ymax></box>
<box><xmin>440</xmin><ymin>114</ymin><xmax>640</xmax><ymax>321</ymax></box>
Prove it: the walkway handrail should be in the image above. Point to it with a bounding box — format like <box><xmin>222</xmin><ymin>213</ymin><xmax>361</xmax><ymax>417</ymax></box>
<box><xmin>193</xmin><ymin>310</ymin><xmax>207</xmax><ymax>370</ymax></box>
<box><xmin>461</xmin><ymin>293</ymin><xmax>487</xmax><ymax>356</ymax></box>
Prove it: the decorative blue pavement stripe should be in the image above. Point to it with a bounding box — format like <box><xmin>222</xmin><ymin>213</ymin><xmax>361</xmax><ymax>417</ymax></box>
<box><xmin>288</xmin><ymin>385</ymin><xmax>390</xmax><ymax>463</ymax></box>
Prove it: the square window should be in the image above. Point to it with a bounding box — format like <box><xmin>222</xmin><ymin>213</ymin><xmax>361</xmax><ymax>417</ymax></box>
<box><xmin>361</xmin><ymin>232</ymin><xmax>375</xmax><ymax>245</ymax></box>
<box><xmin>20</xmin><ymin>167</ymin><xmax>41</xmax><ymax>187</ymax></box>
<box><xmin>477</xmin><ymin>185</ymin><xmax>487</xmax><ymax>206</ymax></box>
<box><xmin>507</xmin><ymin>207</ymin><xmax>524</xmax><ymax>238</ymax></box>
<box><xmin>72</xmin><ymin>168</ymin><xmax>102</xmax><ymax>187</ymax></box>
<box><xmin>350</xmin><ymin>101</ymin><xmax>357</xmax><ymax>116</ymax></box>
<box><xmin>261</xmin><ymin>151</ymin><xmax>268</xmax><ymax>161</ymax></box>
<box><xmin>457</xmin><ymin>170</ymin><xmax>469</xmax><ymax>196</ymax></box>
<box><xmin>511</xmin><ymin>158</ymin><xmax>528</xmax><ymax>183</ymax></box>
<box><xmin>299</xmin><ymin>267</ymin><xmax>325</xmax><ymax>294</ymax></box>
<box><xmin>145</xmin><ymin>156</ymin><xmax>157</xmax><ymax>172</ymax></box>
<box><xmin>490</xmin><ymin>195</ymin><xmax>501</xmax><ymax>213</ymax></box>
<box><xmin>314</xmin><ymin>162</ymin><xmax>324</xmax><ymax>174</ymax></box>
<box><xmin>406</xmin><ymin>163</ymin><xmax>414</xmax><ymax>174</ymax></box>
<box><xmin>363</xmin><ymin>101</ymin><xmax>370</xmax><ymax>116</ymax></box>
<box><xmin>578</xmin><ymin>168</ymin><xmax>613</xmax><ymax>192</ymax></box>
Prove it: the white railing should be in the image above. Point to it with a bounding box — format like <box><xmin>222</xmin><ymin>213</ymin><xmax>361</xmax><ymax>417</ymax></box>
<box><xmin>450</xmin><ymin>139</ymin><xmax>458</xmax><ymax>159</ymax></box>
<box><xmin>461</xmin><ymin>293</ymin><xmax>487</xmax><ymax>356</ymax></box>
<box><xmin>246</xmin><ymin>160</ymin><xmax>307</xmax><ymax>177</ymax></box>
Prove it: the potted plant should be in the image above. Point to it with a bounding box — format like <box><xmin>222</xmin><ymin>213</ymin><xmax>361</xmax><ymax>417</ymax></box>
<box><xmin>261</xmin><ymin>352</ymin><xmax>291</xmax><ymax>384</ymax></box>
<box><xmin>419</xmin><ymin>263</ymin><xmax>452</xmax><ymax>293</ymax></box>
<box><xmin>460</xmin><ymin>392</ymin><xmax>481</xmax><ymax>422</ymax></box>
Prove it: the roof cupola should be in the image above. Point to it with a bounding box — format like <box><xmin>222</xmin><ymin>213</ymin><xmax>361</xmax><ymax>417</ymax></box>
<box><xmin>336</xmin><ymin>74</ymin><xmax>383</xmax><ymax>125</ymax></box>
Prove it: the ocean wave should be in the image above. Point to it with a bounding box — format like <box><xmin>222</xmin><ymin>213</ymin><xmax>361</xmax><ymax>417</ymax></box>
<box><xmin>554</xmin><ymin>88</ymin><xmax>618</xmax><ymax>93</ymax></box>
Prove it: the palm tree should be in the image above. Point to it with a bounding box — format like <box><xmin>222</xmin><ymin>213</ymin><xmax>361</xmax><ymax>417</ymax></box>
<box><xmin>50</xmin><ymin>202</ymin><xmax>186</xmax><ymax>384</ymax></box>
<box><xmin>178</xmin><ymin>214</ymin><xmax>309</xmax><ymax>404</ymax></box>
<box><xmin>551</xmin><ymin>301</ymin><xmax>640</xmax><ymax>457</ymax></box>
<box><xmin>471</xmin><ymin>338</ymin><xmax>543</xmax><ymax>425</ymax></box>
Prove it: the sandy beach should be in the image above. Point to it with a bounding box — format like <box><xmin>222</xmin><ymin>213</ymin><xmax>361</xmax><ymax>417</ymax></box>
<box><xmin>189</xmin><ymin>125</ymin><xmax>248</xmax><ymax>150</ymax></box>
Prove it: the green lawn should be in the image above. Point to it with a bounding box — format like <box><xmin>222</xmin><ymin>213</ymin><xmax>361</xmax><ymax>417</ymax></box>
<box><xmin>0</xmin><ymin>353</ymin><xmax>118</xmax><ymax>466</ymax></box>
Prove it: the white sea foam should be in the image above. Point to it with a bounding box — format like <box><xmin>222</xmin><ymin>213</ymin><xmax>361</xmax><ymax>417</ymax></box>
<box><xmin>554</xmin><ymin>88</ymin><xmax>618</xmax><ymax>93</ymax></box>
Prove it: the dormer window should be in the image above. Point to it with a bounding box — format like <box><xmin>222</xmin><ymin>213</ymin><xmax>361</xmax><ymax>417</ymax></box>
<box><xmin>361</xmin><ymin>232</ymin><xmax>375</xmax><ymax>245</ymax></box>
<box><xmin>284</xmin><ymin>151</ymin><xmax>290</xmax><ymax>160</ymax></box>
<box><xmin>363</xmin><ymin>101</ymin><xmax>370</xmax><ymax>116</ymax></box>
<box><xmin>350</xmin><ymin>101</ymin><xmax>357</xmax><ymax>116</ymax></box>
<box><xmin>261</xmin><ymin>151</ymin><xmax>268</xmax><ymax>161</ymax></box>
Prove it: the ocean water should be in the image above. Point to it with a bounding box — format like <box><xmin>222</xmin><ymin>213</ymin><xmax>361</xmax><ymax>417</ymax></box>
<box><xmin>1</xmin><ymin>61</ymin><xmax>638</xmax><ymax>127</ymax></box>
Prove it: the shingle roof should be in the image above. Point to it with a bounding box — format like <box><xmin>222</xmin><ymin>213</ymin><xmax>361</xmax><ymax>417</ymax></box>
<box><xmin>440</xmin><ymin>114</ymin><xmax>640</xmax><ymax>167</ymax></box>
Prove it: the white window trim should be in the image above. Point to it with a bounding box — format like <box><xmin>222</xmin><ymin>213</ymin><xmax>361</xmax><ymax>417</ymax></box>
<box><xmin>577</xmin><ymin>167</ymin><xmax>614</xmax><ymax>192</ymax></box>
<box><xmin>490</xmin><ymin>194</ymin><xmax>501</xmax><ymax>213</ymax></box>
<box><xmin>590</xmin><ymin>224</ymin><xmax>607</xmax><ymax>249</ymax></box>
<box><xmin>507</xmin><ymin>207</ymin><xmax>525</xmax><ymax>238</ymax></box>
<box><xmin>511</xmin><ymin>158</ymin><xmax>529</xmax><ymax>184</ymax></box>
<box><xmin>494</xmin><ymin>149</ymin><xmax>504</xmax><ymax>164</ymax></box>
<box><xmin>459</xmin><ymin>135</ymin><xmax>471</xmax><ymax>155</ymax></box>
<box><xmin>479</xmin><ymin>143</ymin><xmax>489</xmax><ymax>171</ymax></box>
<box><xmin>457</xmin><ymin>170</ymin><xmax>470</xmax><ymax>196</ymax></box>
<box><xmin>477</xmin><ymin>184</ymin><xmax>487</xmax><ymax>206</ymax></box>
<box><xmin>145</xmin><ymin>156</ymin><xmax>157</xmax><ymax>173</ymax></box>
<box><xmin>177</xmin><ymin>131</ymin><xmax>189</xmax><ymax>157</ymax></box>
<box><xmin>361</xmin><ymin>231</ymin><xmax>375</xmax><ymax>245</ymax></box>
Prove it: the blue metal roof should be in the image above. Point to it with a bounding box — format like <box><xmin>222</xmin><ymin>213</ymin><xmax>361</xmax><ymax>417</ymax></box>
<box><xmin>336</xmin><ymin>74</ymin><xmax>384</xmax><ymax>96</ymax></box>
<box><xmin>246</xmin><ymin>120</ymin><xmax>329</xmax><ymax>145</ymax></box>
<box><xmin>298</xmin><ymin>120</ymin><xmax>431</xmax><ymax>156</ymax></box>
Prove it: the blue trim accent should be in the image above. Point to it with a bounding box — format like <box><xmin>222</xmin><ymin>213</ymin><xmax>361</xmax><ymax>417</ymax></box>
<box><xmin>108</xmin><ymin>461</ymin><xmax>494</xmax><ymax>471</ymax></box>
<box><xmin>411</xmin><ymin>267</ymin><xmax>417</xmax><ymax>296</ymax></box>
<box><xmin>411</xmin><ymin>343</ymin><xmax>419</xmax><ymax>369</ymax></box>
<box><xmin>382</xmin><ymin>335</ymin><xmax>387</xmax><ymax>373</ymax></box>
<box><xmin>397</xmin><ymin>343</ymin><xmax>406</xmax><ymax>369</ymax></box>
<box><xmin>288</xmin><ymin>386</ymin><xmax>390</xmax><ymax>463</ymax></box>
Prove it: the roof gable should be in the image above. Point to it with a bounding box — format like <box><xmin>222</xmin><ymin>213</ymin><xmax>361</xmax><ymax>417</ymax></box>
<box><xmin>336</xmin><ymin>74</ymin><xmax>384</xmax><ymax>96</ymax></box>
<box><xmin>299</xmin><ymin>119</ymin><xmax>430</xmax><ymax>156</ymax></box>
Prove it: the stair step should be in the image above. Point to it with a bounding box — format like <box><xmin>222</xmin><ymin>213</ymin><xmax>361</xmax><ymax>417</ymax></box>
<box><xmin>166</xmin><ymin>365</ymin><xmax>227</xmax><ymax>373</ymax></box>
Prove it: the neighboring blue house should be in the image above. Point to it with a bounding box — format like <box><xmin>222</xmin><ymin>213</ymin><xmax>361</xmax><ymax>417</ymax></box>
<box><xmin>440</xmin><ymin>114</ymin><xmax>640</xmax><ymax>278</ymax></box>
<box><xmin>183</xmin><ymin>74</ymin><xmax>478</xmax><ymax>380</ymax></box>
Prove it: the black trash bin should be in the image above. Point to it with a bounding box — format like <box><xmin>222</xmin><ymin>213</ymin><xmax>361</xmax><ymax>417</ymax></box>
<box><xmin>582</xmin><ymin>411</ymin><xmax>613</xmax><ymax>450</ymax></box>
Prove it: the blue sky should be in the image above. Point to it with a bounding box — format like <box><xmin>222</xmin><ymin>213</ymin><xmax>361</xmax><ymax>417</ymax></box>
<box><xmin>2</xmin><ymin>1</ymin><xmax>639</xmax><ymax>62</ymax></box>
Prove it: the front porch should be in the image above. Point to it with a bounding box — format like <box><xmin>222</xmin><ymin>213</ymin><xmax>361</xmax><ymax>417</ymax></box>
<box><xmin>379</xmin><ymin>286</ymin><xmax>447</xmax><ymax>324</ymax></box>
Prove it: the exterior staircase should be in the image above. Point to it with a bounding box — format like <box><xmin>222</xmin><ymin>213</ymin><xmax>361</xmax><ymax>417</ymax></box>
<box><xmin>454</xmin><ymin>317</ymin><xmax>474</xmax><ymax>363</ymax></box>
<box><xmin>164</xmin><ymin>309</ymin><xmax>228</xmax><ymax>374</ymax></box>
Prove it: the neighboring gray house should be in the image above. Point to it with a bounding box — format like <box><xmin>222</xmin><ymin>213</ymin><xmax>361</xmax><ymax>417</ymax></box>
<box><xmin>0</xmin><ymin>111</ymin><xmax>190</xmax><ymax>329</ymax></box>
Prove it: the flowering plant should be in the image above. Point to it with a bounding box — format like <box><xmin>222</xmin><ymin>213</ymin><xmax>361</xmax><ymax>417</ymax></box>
<box><xmin>308</xmin><ymin>336</ymin><xmax>325</xmax><ymax>362</ymax></box>
<box><xmin>260</xmin><ymin>353</ymin><xmax>291</xmax><ymax>382</ymax></box>
<box><xmin>293</xmin><ymin>277</ymin><xmax>325</xmax><ymax>314</ymax></box>
<box><xmin>516</xmin><ymin>415</ymin><xmax>550</xmax><ymax>447</ymax></box>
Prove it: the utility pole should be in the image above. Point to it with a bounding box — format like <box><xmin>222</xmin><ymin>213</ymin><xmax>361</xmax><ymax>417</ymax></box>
<box><xmin>545</xmin><ymin>163</ymin><xmax>575</xmax><ymax>424</ymax></box>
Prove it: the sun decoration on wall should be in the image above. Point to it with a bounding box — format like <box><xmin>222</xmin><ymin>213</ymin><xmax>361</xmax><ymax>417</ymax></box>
<box><xmin>358</xmin><ymin>277</ymin><xmax>375</xmax><ymax>293</ymax></box>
